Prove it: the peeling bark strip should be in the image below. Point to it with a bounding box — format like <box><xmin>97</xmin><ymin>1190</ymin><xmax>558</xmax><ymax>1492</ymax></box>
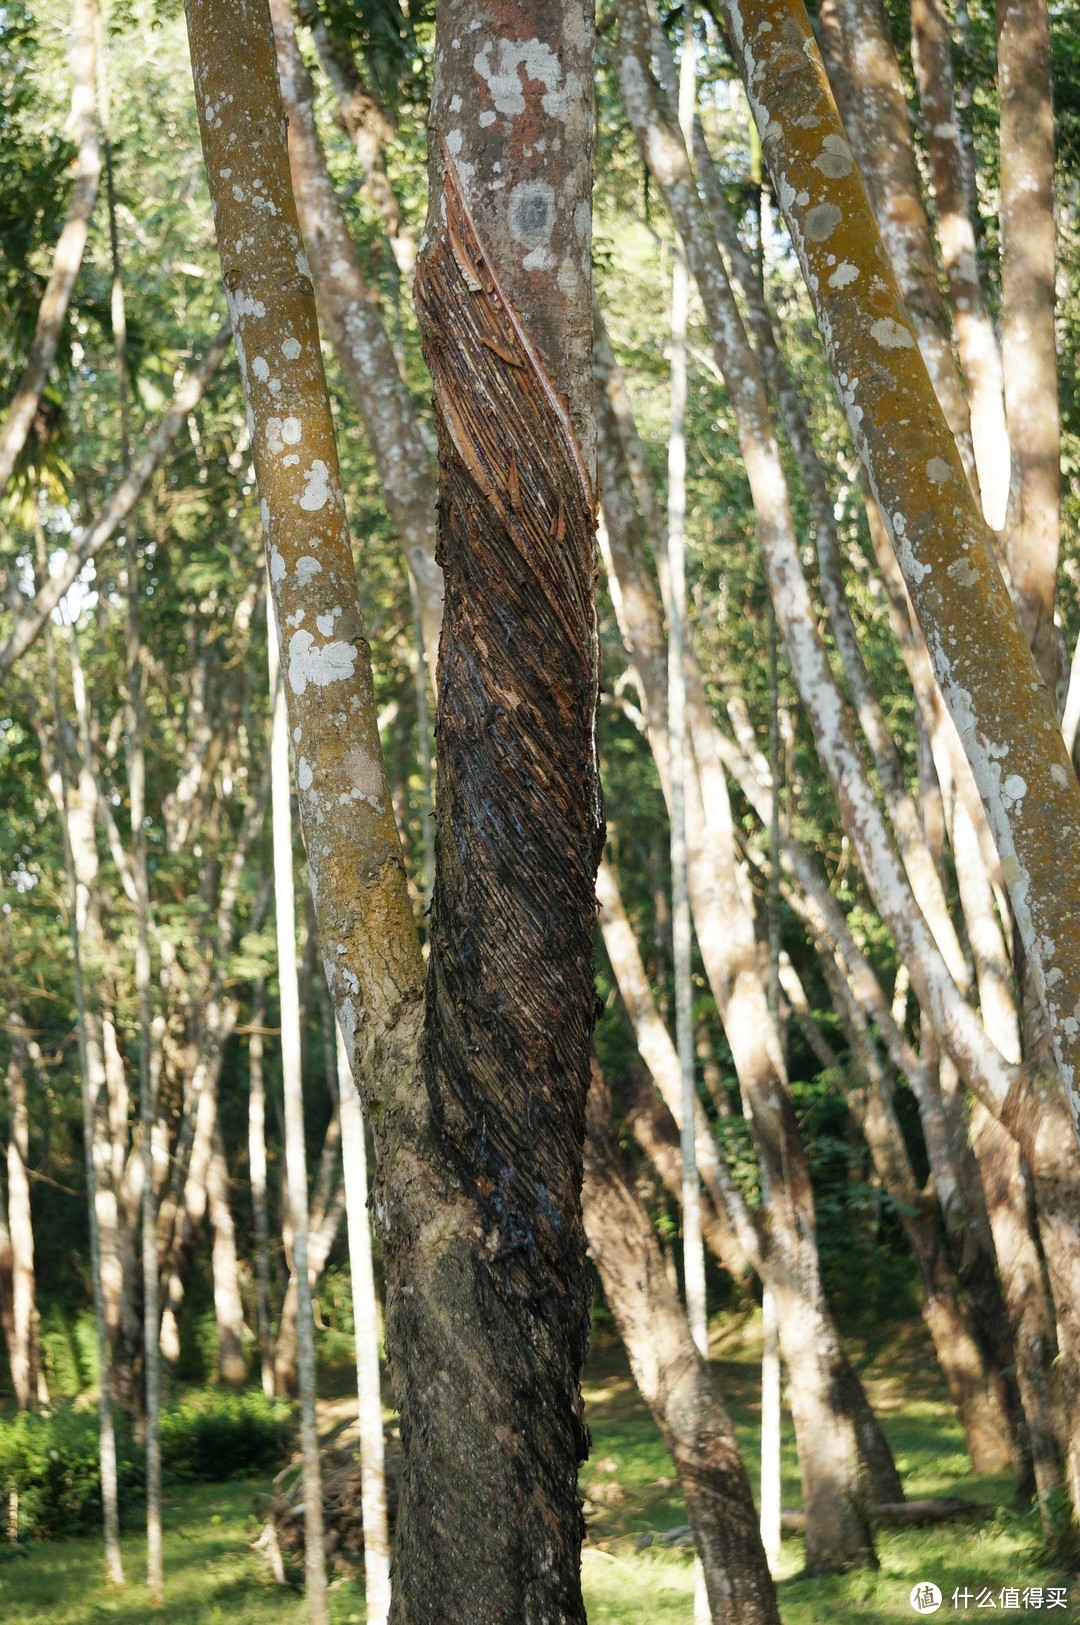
<box><xmin>722</xmin><ymin>0</ymin><xmax>1080</xmax><ymax>1138</ymax></box>
<box><xmin>407</xmin><ymin>136</ymin><xmax>602</xmax><ymax>1623</ymax></box>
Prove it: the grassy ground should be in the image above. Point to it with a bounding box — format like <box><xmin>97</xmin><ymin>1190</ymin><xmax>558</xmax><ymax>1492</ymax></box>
<box><xmin>2</xmin><ymin>1313</ymin><xmax>1076</xmax><ymax>1622</ymax></box>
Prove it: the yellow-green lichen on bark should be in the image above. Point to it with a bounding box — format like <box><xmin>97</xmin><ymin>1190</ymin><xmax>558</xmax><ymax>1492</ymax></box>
<box><xmin>722</xmin><ymin>0</ymin><xmax>1080</xmax><ymax>1139</ymax></box>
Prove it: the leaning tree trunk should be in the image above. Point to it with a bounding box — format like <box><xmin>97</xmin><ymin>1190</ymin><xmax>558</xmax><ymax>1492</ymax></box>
<box><xmin>718</xmin><ymin>0</ymin><xmax>1080</xmax><ymax>1138</ymax></box>
<box><xmin>584</xmin><ymin>1064</ymin><xmax>781</xmax><ymax>1624</ymax></box>
<box><xmin>184</xmin><ymin>0</ymin><xmax>603</xmax><ymax>1616</ymax></box>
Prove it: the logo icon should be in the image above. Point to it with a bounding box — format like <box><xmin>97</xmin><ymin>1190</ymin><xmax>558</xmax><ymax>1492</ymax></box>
<box><xmin>910</xmin><ymin>1583</ymin><xmax>942</xmax><ymax>1615</ymax></box>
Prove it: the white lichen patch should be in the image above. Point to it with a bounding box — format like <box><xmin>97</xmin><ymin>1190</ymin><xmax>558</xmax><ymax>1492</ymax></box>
<box><xmin>317</xmin><ymin>612</ymin><xmax>337</xmax><ymax>636</ymax></box>
<box><xmin>472</xmin><ymin>38</ymin><xmax>566</xmax><ymax>121</ymax></box>
<box><xmin>266</xmin><ymin>417</ymin><xmax>284</xmax><ymax>455</ymax></box>
<box><xmin>297</xmin><ymin>757</ymin><xmax>313</xmax><ymax>790</ymax></box>
<box><xmin>288</xmin><ymin>629</ymin><xmax>356</xmax><ymax>696</ymax></box>
<box><xmin>828</xmin><ymin>262</ymin><xmax>858</xmax><ymax>289</ymax></box>
<box><xmin>299</xmin><ymin>459</ymin><xmax>332</xmax><ymax>512</ymax></box>
<box><xmin>269</xmin><ymin>545</ymin><xmax>286</xmax><ymax>582</ymax></box>
<box><xmin>281</xmin><ymin>416</ymin><xmax>302</xmax><ymax>444</ymax></box>
<box><xmin>870</xmin><ymin>317</ymin><xmax>915</xmax><ymax>350</ymax></box>
<box><xmin>227</xmin><ymin>290</ymin><xmax>266</xmax><ymax>320</ymax></box>
<box><xmin>281</xmin><ymin>337</ymin><xmax>301</xmax><ymax>360</ymax></box>
<box><xmin>295</xmin><ymin>555</ymin><xmax>322</xmax><ymax>585</ymax></box>
<box><xmin>946</xmin><ymin>556</ymin><xmax>979</xmax><ymax>587</ymax></box>
<box><xmin>926</xmin><ymin>457</ymin><xmax>951</xmax><ymax>485</ymax></box>
<box><xmin>253</xmin><ymin>356</ymin><xmax>270</xmax><ymax>381</ymax></box>
<box><xmin>814</xmin><ymin>134</ymin><xmax>853</xmax><ymax>178</ymax></box>
<box><xmin>803</xmin><ymin>202</ymin><xmax>842</xmax><ymax>241</ymax></box>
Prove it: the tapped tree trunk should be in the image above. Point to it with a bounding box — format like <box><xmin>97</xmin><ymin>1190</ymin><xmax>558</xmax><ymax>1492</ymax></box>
<box><xmin>409</xmin><ymin>6</ymin><xmax>602</xmax><ymax>1613</ymax></box>
<box><xmin>185</xmin><ymin>0</ymin><xmax>603</xmax><ymax>1614</ymax></box>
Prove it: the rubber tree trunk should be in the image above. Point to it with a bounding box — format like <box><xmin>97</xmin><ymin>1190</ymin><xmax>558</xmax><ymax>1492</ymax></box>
<box><xmin>409</xmin><ymin>1</ymin><xmax>603</xmax><ymax>1609</ymax></box>
<box><xmin>185</xmin><ymin>0</ymin><xmax>604</xmax><ymax>1614</ymax></box>
<box><xmin>267</xmin><ymin>604</ymin><xmax>328</xmax><ymax>1625</ymax></box>
<box><xmin>666</xmin><ymin>2</ymin><xmax>708</xmax><ymax>1365</ymax></box>
<box><xmin>583</xmin><ymin>1065</ymin><xmax>781</xmax><ymax>1624</ymax></box>
<box><xmin>44</xmin><ymin>640</ymin><xmax>123</xmax><ymax>1586</ymax></box>
<box><xmin>998</xmin><ymin>0</ymin><xmax>1062</xmax><ymax>694</ymax></box>
<box><xmin>333</xmin><ymin>1015</ymin><xmax>392</xmax><ymax>1625</ymax></box>
<box><xmin>207</xmin><ymin>1127</ymin><xmax>248</xmax><ymax>1384</ymax></box>
<box><xmin>106</xmin><ymin>140</ymin><xmax>164</xmax><ymax>1593</ymax></box>
<box><xmin>828</xmin><ymin>0</ymin><xmax>978</xmax><ymax>493</ymax></box>
<box><xmin>4</xmin><ymin>1049</ymin><xmax>40</xmax><ymax>1412</ymax></box>
<box><xmin>248</xmin><ymin>990</ymin><xmax>276</xmax><ymax>1400</ymax></box>
<box><xmin>909</xmin><ymin>0</ymin><xmax>1011</xmax><ymax>532</ymax></box>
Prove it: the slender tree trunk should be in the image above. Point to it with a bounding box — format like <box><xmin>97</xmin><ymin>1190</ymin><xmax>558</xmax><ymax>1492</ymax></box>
<box><xmin>268</xmin><ymin>604</ymin><xmax>327</xmax><ymax>1624</ymax></box>
<box><xmin>43</xmin><ymin>638</ymin><xmax>123</xmax><ymax>1585</ymax></box>
<box><xmin>759</xmin><ymin>1287</ymin><xmax>781</xmax><ymax>1571</ymax></box>
<box><xmin>248</xmin><ymin>989</ymin><xmax>275</xmax><ymax>1400</ymax></box>
<box><xmin>998</xmin><ymin>0</ymin><xmax>1062</xmax><ymax>694</ymax></box>
<box><xmin>267</xmin><ymin>0</ymin><xmax>443</xmax><ymax>677</ymax></box>
<box><xmin>207</xmin><ymin>1127</ymin><xmax>248</xmax><ymax>1384</ymax></box>
<box><xmin>330</xmin><ymin>1004</ymin><xmax>391</xmax><ymax>1625</ymax></box>
<box><xmin>909</xmin><ymin>0</ymin><xmax>1011</xmax><ymax>532</ymax></box>
<box><xmin>584</xmin><ymin>1065</ymin><xmax>781</xmax><ymax>1623</ymax></box>
<box><xmin>103</xmin><ymin>125</ymin><xmax>165</xmax><ymax>1593</ymax></box>
<box><xmin>829</xmin><ymin>0</ymin><xmax>978</xmax><ymax>494</ymax></box>
<box><xmin>0</xmin><ymin>0</ymin><xmax>101</xmax><ymax>499</ymax></box>
<box><xmin>4</xmin><ymin>1053</ymin><xmax>38</xmax><ymax>1413</ymax></box>
<box><xmin>667</xmin><ymin>1</ymin><xmax>707</xmax><ymax>1366</ymax></box>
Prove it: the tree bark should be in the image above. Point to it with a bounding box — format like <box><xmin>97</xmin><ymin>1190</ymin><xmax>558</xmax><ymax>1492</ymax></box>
<box><xmin>4</xmin><ymin>1048</ymin><xmax>39</xmax><ymax>1412</ymax></box>
<box><xmin>268</xmin><ymin>0</ymin><xmax>443</xmax><ymax>678</ymax></box>
<box><xmin>998</xmin><ymin>0</ymin><xmax>1062</xmax><ymax>694</ymax></box>
<box><xmin>909</xmin><ymin>0</ymin><xmax>1011</xmax><ymax>532</ymax></box>
<box><xmin>408</xmin><ymin>0</ymin><xmax>602</xmax><ymax>1606</ymax></box>
<box><xmin>185</xmin><ymin>0</ymin><xmax>604</xmax><ymax>1613</ymax></box>
<box><xmin>583</xmin><ymin>1065</ymin><xmax>781</xmax><ymax>1623</ymax></box>
<box><xmin>207</xmin><ymin>1126</ymin><xmax>248</xmax><ymax>1385</ymax></box>
<box><xmin>829</xmin><ymin>0</ymin><xmax>979</xmax><ymax>495</ymax></box>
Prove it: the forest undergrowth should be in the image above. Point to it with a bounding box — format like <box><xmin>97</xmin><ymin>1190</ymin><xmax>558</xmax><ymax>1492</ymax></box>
<box><xmin>1</xmin><ymin>1313</ymin><xmax>1071</xmax><ymax>1625</ymax></box>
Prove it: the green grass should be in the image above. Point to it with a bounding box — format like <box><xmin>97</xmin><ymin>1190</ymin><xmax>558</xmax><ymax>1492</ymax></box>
<box><xmin>2</xmin><ymin>1315</ymin><xmax>1077</xmax><ymax>1622</ymax></box>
